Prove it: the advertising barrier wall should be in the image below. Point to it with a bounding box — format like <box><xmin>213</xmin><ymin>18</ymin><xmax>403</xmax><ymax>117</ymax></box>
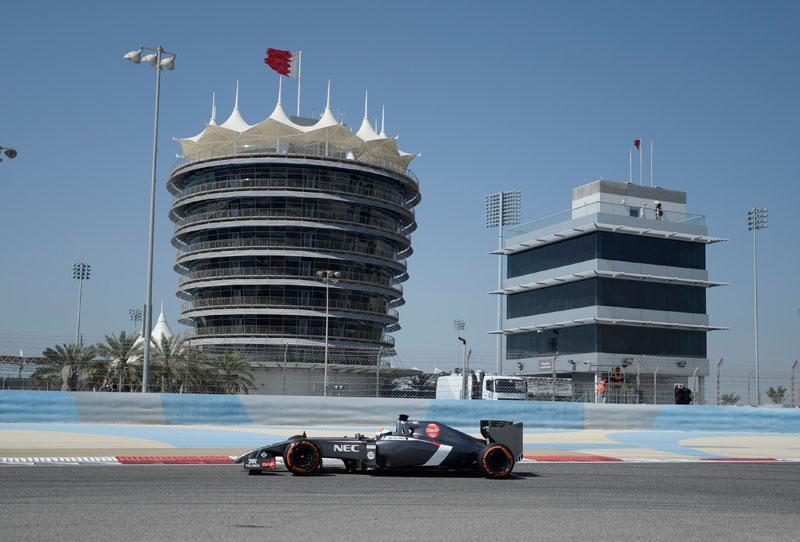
<box><xmin>1</xmin><ymin>390</ymin><xmax>799</xmax><ymax>433</ymax></box>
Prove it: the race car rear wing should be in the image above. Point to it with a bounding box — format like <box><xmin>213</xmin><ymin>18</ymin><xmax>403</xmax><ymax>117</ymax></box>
<box><xmin>480</xmin><ymin>420</ymin><xmax>523</xmax><ymax>461</ymax></box>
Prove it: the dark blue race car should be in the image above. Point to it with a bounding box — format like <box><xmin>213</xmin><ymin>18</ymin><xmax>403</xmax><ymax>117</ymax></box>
<box><xmin>234</xmin><ymin>415</ymin><xmax>523</xmax><ymax>479</ymax></box>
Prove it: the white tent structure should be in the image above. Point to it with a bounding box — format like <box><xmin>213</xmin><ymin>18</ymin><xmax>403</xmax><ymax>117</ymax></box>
<box><xmin>129</xmin><ymin>303</ymin><xmax>175</xmax><ymax>364</ymax></box>
<box><xmin>173</xmin><ymin>81</ymin><xmax>418</xmax><ymax>174</ymax></box>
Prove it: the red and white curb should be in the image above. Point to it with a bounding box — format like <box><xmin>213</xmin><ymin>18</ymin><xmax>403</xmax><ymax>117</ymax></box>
<box><xmin>2</xmin><ymin>456</ymin><xmax>798</xmax><ymax>466</ymax></box>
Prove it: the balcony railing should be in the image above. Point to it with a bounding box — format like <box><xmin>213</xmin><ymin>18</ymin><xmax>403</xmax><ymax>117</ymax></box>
<box><xmin>170</xmin><ymin>146</ymin><xmax>419</xmax><ymax>189</ymax></box>
<box><xmin>172</xmin><ymin>176</ymin><xmax>415</xmax><ymax>212</ymax></box>
<box><xmin>507</xmin><ymin>201</ymin><xmax>706</xmax><ymax>237</ymax></box>
<box><xmin>181</xmin><ymin>296</ymin><xmax>399</xmax><ymax>320</ymax></box>
<box><xmin>173</xmin><ymin>207</ymin><xmax>407</xmax><ymax>239</ymax></box>
<box><xmin>184</xmin><ymin>325</ymin><xmax>395</xmax><ymax>347</ymax></box>
<box><xmin>175</xmin><ymin>237</ymin><xmax>405</xmax><ymax>268</ymax></box>
<box><xmin>177</xmin><ymin>268</ymin><xmax>403</xmax><ymax>296</ymax></box>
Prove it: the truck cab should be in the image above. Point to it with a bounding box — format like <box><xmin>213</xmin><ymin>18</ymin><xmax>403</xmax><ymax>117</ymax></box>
<box><xmin>482</xmin><ymin>376</ymin><xmax>527</xmax><ymax>400</ymax></box>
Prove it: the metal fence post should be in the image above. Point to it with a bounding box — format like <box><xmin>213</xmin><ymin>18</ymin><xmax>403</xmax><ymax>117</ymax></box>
<box><xmin>636</xmin><ymin>356</ymin><xmax>643</xmax><ymax>397</ymax></box>
<box><xmin>716</xmin><ymin>358</ymin><xmax>723</xmax><ymax>405</ymax></box>
<box><xmin>551</xmin><ymin>352</ymin><xmax>559</xmax><ymax>401</ymax></box>
<box><xmin>747</xmin><ymin>368</ymin><xmax>754</xmax><ymax>405</ymax></box>
<box><xmin>282</xmin><ymin>343</ymin><xmax>288</xmax><ymax>395</ymax></box>
<box><xmin>792</xmin><ymin>360</ymin><xmax>798</xmax><ymax>408</ymax></box>
<box><xmin>654</xmin><ymin>367</ymin><xmax>659</xmax><ymax>405</ymax></box>
<box><xmin>692</xmin><ymin>368</ymin><xmax>699</xmax><ymax>404</ymax></box>
<box><xmin>376</xmin><ymin>347</ymin><xmax>383</xmax><ymax>398</ymax></box>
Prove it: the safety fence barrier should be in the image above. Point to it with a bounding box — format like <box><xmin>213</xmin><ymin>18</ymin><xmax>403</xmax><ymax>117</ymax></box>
<box><xmin>2</xmin><ymin>390</ymin><xmax>799</xmax><ymax>433</ymax></box>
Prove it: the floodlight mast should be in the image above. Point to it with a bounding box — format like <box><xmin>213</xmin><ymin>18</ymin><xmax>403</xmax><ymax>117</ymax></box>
<box><xmin>747</xmin><ymin>207</ymin><xmax>768</xmax><ymax>405</ymax></box>
<box><xmin>485</xmin><ymin>191</ymin><xmax>521</xmax><ymax>375</ymax></box>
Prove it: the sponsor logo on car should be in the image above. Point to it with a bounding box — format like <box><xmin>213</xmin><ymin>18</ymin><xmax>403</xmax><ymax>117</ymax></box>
<box><xmin>246</xmin><ymin>458</ymin><xmax>259</xmax><ymax>467</ymax></box>
<box><xmin>261</xmin><ymin>459</ymin><xmax>276</xmax><ymax>469</ymax></box>
<box><xmin>333</xmin><ymin>444</ymin><xmax>360</xmax><ymax>453</ymax></box>
<box><xmin>425</xmin><ymin>423</ymin><xmax>441</xmax><ymax>439</ymax></box>
<box><xmin>367</xmin><ymin>451</ymin><xmax>376</xmax><ymax>460</ymax></box>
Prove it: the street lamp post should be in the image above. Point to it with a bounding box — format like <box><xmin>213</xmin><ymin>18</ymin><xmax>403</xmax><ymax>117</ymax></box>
<box><xmin>747</xmin><ymin>207</ymin><xmax>767</xmax><ymax>405</ymax></box>
<box><xmin>453</xmin><ymin>319</ymin><xmax>465</xmax><ymax>371</ymax></box>
<box><xmin>124</xmin><ymin>45</ymin><xmax>177</xmax><ymax>393</ymax></box>
<box><xmin>129</xmin><ymin>308</ymin><xmax>142</xmax><ymax>335</ymax></box>
<box><xmin>316</xmin><ymin>270</ymin><xmax>341</xmax><ymax>396</ymax></box>
<box><xmin>73</xmin><ymin>263</ymin><xmax>91</xmax><ymax>390</ymax></box>
<box><xmin>458</xmin><ymin>337</ymin><xmax>467</xmax><ymax>399</ymax></box>
<box><xmin>0</xmin><ymin>146</ymin><xmax>18</xmax><ymax>162</ymax></box>
<box><xmin>485</xmin><ymin>191</ymin><xmax>521</xmax><ymax>376</ymax></box>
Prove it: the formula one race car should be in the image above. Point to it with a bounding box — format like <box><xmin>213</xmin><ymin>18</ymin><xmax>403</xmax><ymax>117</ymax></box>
<box><xmin>234</xmin><ymin>415</ymin><xmax>523</xmax><ymax>479</ymax></box>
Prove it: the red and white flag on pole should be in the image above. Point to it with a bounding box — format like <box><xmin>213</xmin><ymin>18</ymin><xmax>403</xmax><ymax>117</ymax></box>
<box><xmin>633</xmin><ymin>139</ymin><xmax>641</xmax><ymax>151</ymax></box>
<box><xmin>264</xmin><ymin>48</ymin><xmax>299</xmax><ymax>79</ymax></box>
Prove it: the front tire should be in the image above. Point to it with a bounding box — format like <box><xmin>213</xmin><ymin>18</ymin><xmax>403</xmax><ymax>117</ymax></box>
<box><xmin>283</xmin><ymin>440</ymin><xmax>321</xmax><ymax>475</ymax></box>
<box><xmin>478</xmin><ymin>444</ymin><xmax>515</xmax><ymax>479</ymax></box>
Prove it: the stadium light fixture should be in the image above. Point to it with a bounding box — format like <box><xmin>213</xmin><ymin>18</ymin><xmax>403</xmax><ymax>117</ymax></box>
<box><xmin>485</xmin><ymin>190</ymin><xmax>521</xmax><ymax>375</ymax></box>
<box><xmin>746</xmin><ymin>207</ymin><xmax>768</xmax><ymax>405</ymax></box>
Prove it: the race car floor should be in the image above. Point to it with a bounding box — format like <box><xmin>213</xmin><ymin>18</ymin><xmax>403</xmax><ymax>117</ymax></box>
<box><xmin>1</xmin><ymin>423</ymin><xmax>800</xmax><ymax>462</ymax></box>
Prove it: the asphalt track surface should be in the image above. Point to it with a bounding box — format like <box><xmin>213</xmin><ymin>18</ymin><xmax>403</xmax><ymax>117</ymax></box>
<box><xmin>3</xmin><ymin>463</ymin><xmax>799</xmax><ymax>542</ymax></box>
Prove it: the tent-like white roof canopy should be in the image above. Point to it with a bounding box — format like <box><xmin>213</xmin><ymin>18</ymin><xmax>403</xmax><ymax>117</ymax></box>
<box><xmin>175</xmin><ymin>80</ymin><xmax>418</xmax><ymax>173</ymax></box>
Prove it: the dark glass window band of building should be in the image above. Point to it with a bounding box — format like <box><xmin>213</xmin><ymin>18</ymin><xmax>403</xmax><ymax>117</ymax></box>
<box><xmin>507</xmin><ymin>232</ymin><xmax>706</xmax><ymax>278</ymax></box>
<box><xmin>507</xmin><ymin>277</ymin><xmax>706</xmax><ymax>318</ymax></box>
<box><xmin>177</xmin><ymin>165</ymin><xmax>412</xmax><ymax>207</ymax></box>
<box><xmin>506</xmin><ymin>324</ymin><xmax>706</xmax><ymax>358</ymax></box>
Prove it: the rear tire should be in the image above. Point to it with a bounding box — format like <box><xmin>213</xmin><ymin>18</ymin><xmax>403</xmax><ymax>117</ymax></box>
<box><xmin>283</xmin><ymin>440</ymin><xmax>321</xmax><ymax>475</ymax></box>
<box><xmin>478</xmin><ymin>443</ymin><xmax>515</xmax><ymax>479</ymax></box>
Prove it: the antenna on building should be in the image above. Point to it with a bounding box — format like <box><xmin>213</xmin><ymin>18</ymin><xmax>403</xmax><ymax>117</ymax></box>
<box><xmin>650</xmin><ymin>140</ymin><xmax>654</xmax><ymax>187</ymax></box>
<box><xmin>234</xmin><ymin>80</ymin><xmax>240</xmax><ymax>110</ymax></box>
<box><xmin>629</xmin><ymin>149</ymin><xmax>632</xmax><ymax>183</ymax></box>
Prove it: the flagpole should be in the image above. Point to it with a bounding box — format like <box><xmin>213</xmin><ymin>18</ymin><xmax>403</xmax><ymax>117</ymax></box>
<box><xmin>639</xmin><ymin>138</ymin><xmax>643</xmax><ymax>186</ymax></box>
<box><xmin>296</xmin><ymin>49</ymin><xmax>302</xmax><ymax>117</ymax></box>
<box><xmin>650</xmin><ymin>140</ymin><xmax>654</xmax><ymax>187</ymax></box>
<box><xmin>629</xmin><ymin>149</ymin><xmax>632</xmax><ymax>183</ymax></box>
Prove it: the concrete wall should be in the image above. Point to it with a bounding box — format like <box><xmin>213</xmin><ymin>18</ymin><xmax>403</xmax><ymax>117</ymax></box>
<box><xmin>1</xmin><ymin>390</ymin><xmax>799</xmax><ymax>433</ymax></box>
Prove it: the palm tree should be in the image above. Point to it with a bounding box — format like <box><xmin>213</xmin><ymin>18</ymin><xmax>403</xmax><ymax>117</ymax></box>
<box><xmin>206</xmin><ymin>351</ymin><xmax>256</xmax><ymax>394</ymax></box>
<box><xmin>34</xmin><ymin>343</ymin><xmax>98</xmax><ymax>391</ymax></box>
<box><xmin>96</xmin><ymin>331</ymin><xmax>141</xmax><ymax>392</ymax></box>
<box><xmin>149</xmin><ymin>335</ymin><xmax>188</xmax><ymax>393</ymax></box>
<box><xmin>720</xmin><ymin>392</ymin><xmax>741</xmax><ymax>405</ymax></box>
<box><xmin>766</xmin><ymin>386</ymin><xmax>786</xmax><ymax>405</ymax></box>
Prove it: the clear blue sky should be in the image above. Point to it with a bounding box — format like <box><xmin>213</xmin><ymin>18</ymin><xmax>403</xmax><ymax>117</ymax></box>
<box><xmin>1</xmin><ymin>1</ymin><xmax>798</xmax><ymax>380</ymax></box>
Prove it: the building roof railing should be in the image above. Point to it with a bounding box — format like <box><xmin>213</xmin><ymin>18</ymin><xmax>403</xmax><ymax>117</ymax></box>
<box><xmin>507</xmin><ymin>201</ymin><xmax>705</xmax><ymax>237</ymax></box>
<box><xmin>170</xmin><ymin>146</ymin><xmax>419</xmax><ymax>188</ymax></box>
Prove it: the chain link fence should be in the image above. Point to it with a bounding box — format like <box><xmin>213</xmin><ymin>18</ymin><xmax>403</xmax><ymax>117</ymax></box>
<box><xmin>1</xmin><ymin>333</ymin><xmax>797</xmax><ymax>405</ymax></box>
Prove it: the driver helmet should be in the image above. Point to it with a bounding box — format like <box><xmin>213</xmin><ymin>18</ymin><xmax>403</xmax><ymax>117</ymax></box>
<box><xmin>376</xmin><ymin>427</ymin><xmax>392</xmax><ymax>439</ymax></box>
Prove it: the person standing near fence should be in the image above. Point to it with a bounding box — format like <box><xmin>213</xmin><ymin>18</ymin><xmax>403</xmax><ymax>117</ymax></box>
<box><xmin>655</xmin><ymin>201</ymin><xmax>663</xmax><ymax>220</ymax></box>
<box><xmin>639</xmin><ymin>202</ymin><xmax>647</xmax><ymax>219</ymax></box>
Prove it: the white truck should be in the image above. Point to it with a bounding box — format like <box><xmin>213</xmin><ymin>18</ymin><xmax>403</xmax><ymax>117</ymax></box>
<box><xmin>435</xmin><ymin>371</ymin><xmax>527</xmax><ymax>401</ymax></box>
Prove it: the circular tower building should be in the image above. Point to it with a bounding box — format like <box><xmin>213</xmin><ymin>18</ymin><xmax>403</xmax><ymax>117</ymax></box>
<box><xmin>167</xmin><ymin>85</ymin><xmax>419</xmax><ymax>363</ymax></box>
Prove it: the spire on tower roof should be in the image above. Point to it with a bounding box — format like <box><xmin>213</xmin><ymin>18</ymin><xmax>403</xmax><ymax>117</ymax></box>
<box><xmin>209</xmin><ymin>92</ymin><xmax>217</xmax><ymax>125</ymax></box>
